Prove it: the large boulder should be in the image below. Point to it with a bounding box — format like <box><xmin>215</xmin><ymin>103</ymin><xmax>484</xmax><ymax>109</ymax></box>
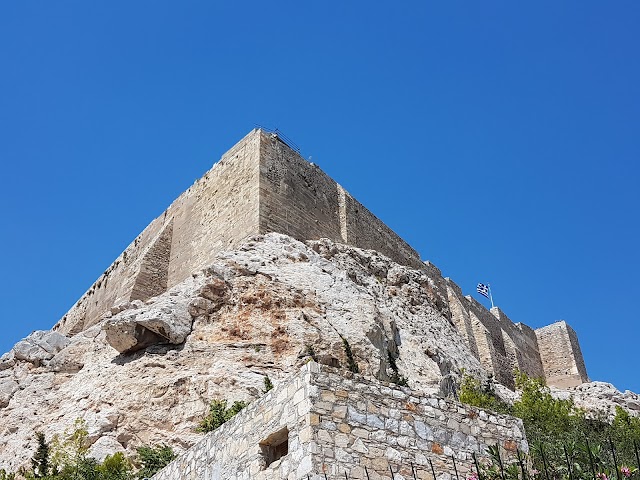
<box><xmin>103</xmin><ymin>294</ymin><xmax>194</xmax><ymax>354</ymax></box>
<box><xmin>11</xmin><ymin>330</ymin><xmax>70</xmax><ymax>366</ymax></box>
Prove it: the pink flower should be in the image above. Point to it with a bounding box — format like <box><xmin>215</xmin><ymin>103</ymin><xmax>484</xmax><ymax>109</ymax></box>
<box><xmin>531</xmin><ymin>470</ymin><xmax>540</xmax><ymax>477</ymax></box>
<box><xmin>621</xmin><ymin>467</ymin><xmax>631</xmax><ymax>478</ymax></box>
<box><xmin>467</xmin><ymin>473</ymin><xmax>479</xmax><ymax>480</ymax></box>
<box><xmin>597</xmin><ymin>473</ymin><xmax>608</xmax><ymax>480</ymax></box>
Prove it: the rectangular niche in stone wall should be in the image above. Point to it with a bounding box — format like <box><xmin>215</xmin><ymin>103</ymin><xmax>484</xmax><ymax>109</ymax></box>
<box><xmin>260</xmin><ymin>427</ymin><xmax>289</xmax><ymax>468</ymax></box>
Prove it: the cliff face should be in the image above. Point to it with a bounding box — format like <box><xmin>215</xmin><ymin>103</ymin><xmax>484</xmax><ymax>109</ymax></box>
<box><xmin>0</xmin><ymin>234</ymin><xmax>483</xmax><ymax>471</ymax></box>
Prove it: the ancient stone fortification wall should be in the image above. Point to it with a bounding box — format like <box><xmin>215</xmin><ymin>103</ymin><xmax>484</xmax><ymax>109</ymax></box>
<box><xmin>54</xmin><ymin>129</ymin><xmax>421</xmax><ymax>335</ymax></box>
<box><xmin>535</xmin><ymin>321</ymin><xmax>588</xmax><ymax>388</ymax></box>
<box><xmin>445</xmin><ymin>279</ymin><xmax>555</xmax><ymax>389</ymax></box>
<box><xmin>258</xmin><ymin>131</ymin><xmax>423</xmax><ymax>269</ymax></box>
<box><xmin>55</xmin><ymin>131</ymin><xmax>262</xmax><ymax>335</ymax></box>
<box><xmin>152</xmin><ymin>362</ymin><xmax>527</xmax><ymax>480</ymax></box>
<box><xmin>52</xmin><ymin>129</ymin><xmax>588</xmax><ymax>391</ymax></box>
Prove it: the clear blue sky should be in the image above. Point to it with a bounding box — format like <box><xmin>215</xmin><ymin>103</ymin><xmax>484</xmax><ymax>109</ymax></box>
<box><xmin>1</xmin><ymin>2</ymin><xmax>638</xmax><ymax>392</ymax></box>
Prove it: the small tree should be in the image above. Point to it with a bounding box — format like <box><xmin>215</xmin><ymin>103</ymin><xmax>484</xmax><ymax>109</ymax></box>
<box><xmin>49</xmin><ymin>418</ymin><xmax>95</xmax><ymax>480</ymax></box>
<box><xmin>458</xmin><ymin>373</ymin><xmax>511</xmax><ymax>415</ymax></box>
<box><xmin>136</xmin><ymin>445</ymin><xmax>175</xmax><ymax>479</ymax></box>
<box><xmin>341</xmin><ymin>337</ymin><xmax>359</xmax><ymax>374</ymax></box>
<box><xmin>387</xmin><ymin>351</ymin><xmax>408</xmax><ymax>387</ymax></box>
<box><xmin>99</xmin><ymin>452</ymin><xmax>133</xmax><ymax>480</ymax></box>
<box><xmin>31</xmin><ymin>431</ymin><xmax>50</xmax><ymax>478</ymax></box>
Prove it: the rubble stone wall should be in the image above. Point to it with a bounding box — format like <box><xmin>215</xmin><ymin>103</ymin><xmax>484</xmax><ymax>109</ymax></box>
<box><xmin>152</xmin><ymin>362</ymin><xmax>527</xmax><ymax>480</ymax></box>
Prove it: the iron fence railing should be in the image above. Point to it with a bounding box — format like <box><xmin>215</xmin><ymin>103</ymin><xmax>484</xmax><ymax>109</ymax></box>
<box><xmin>303</xmin><ymin>438</ymin><xmax>640</xmax><ymax>480</ymax></box>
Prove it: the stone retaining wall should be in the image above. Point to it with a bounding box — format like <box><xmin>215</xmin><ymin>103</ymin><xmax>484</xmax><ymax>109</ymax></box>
<box><xmin>152</xmin><ymin>362</ymin><xmax>527</xmax><ymax>480</ymax></box>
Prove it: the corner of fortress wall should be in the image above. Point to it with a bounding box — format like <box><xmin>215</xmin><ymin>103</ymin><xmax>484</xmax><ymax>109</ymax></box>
<box><xmin>535</xmin><ymin>321</ymin><xmax>589</xmax><ymax>388</ymax></box>
<box><xmin>54</xmin><ymin>129</ymin><xmax>263</xmax><ymax>335</ymax></box>
<box><xmin>151</xmin><ymin>362</ymin><xmax>528</xmax><ymax>480</ymax></box>
<box><xmin>52</xmin><ymin>129</ymin><xmax>589</xmax><ymax>390</ymax></box>
<box><xmin>54</xmin><ymin>129</ymin><xmax>423</xmax><ymax>335</ymax></box>
<box><xmin>257</xmin><ymin>130</ymin><xmax>424</xmax><ymax>269</ymax></box>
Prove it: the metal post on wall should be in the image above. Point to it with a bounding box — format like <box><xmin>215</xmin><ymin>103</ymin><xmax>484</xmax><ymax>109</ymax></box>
<box><xmin>563</xmin><ymin>444</ymin><xmax>574</xmax><ymax>480</ymax></box>
<box><xmin>473</xmin><ymin>452</ymin><xmax>483</xmax><ymax>480</ymax></box>
<box><xmin>452</xmin><ymin>455</ymin><xmax>460</xmax><ymax>480</ymax></box>
<box><xmin>609</xmin><ymin>437</ymin><xmax>620</xmax><ymax>480</ymax></box>
<box><xmin>429</xmin><ymin>458</ymin><xmax>437</xmax><ymax>480</ymax></box>
<box><xmin>516</xmin><ymin>449</ymin><xmax>527</xmax><ymax>480</ymax></box>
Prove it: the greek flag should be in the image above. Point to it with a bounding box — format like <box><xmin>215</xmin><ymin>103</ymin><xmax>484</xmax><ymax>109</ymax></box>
<box><xmin>476</xmin><ymin>283</ymin><xmax>490</xmax><ymax>299</ymax></box>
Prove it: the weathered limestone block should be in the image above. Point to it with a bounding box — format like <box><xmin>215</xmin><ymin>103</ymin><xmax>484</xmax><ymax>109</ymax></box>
<box><xmin>11</xmin><ymin>330</ymin><xmax>70</xmax><ymax>366</ymax></box>
<box><xmin>0</xmin><ymin>378</ymin><xmax>19</xmax><ymax>408</ymax></box>
<box><xmin>103</xmin><ymin>296</ymin><xmax>193</xmax><ymax>353</ymax></box>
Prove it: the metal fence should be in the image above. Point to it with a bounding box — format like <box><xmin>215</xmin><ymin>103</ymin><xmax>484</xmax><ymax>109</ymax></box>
<box><xmin>304</xmin><ymin>438</ymin><xmax>640</xmax><ymax>480</ymax></box>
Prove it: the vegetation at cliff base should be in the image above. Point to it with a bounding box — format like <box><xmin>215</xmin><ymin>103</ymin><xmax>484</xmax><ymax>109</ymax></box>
<box><xmin>0</xmin><ymin>420</ymin><xmax>176</xmax><ymax>480</ymax></box>
<box><xmin>459</xmin><ymin>371</ymin><xmax>640</xmax><ymax>480</ymax></box>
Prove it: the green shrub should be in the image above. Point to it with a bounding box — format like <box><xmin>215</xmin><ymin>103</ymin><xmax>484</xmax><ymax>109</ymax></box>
<box><xmin>135</xmin><ymin>445</ymin><xmax>175</xmax><ymax>479</ymax></box>
<box><xmin>387</xmin><ymin>351</ymin><xmax>408</xmax><ymax>387</ymax></box>
<box><xmin>99</xmin><ymin>452</ymin><xmax>133</xmax><ymax>480</ymax></box>
<box><xmin>458</xmin><ymin>373</ymin><xmax>511</xmax><ymax>415</ymax></box>
<box><xmin>19</xmin><ymin>419</ymin><xmax>178</xmax><ymax>480</ymax></box>
<box><xmin>263</xmin><ymin>375</ymin><xmax>274</xmax><ymax>393</ymax></box>
<box><xmin>305</xmin><ymin>345</ymin><xmax>318</xmax><ymax>362</ymax></box>
<box><xmin>196</xmin><ymin>399</ymin><xmax>248</xmax><ymax>433</ymax></box>
<box><xmin>341</xmin><ymin>337</ymin><xmax>359</xmax><ymax>373</ymax></box>
<box><xmin>459</xmin><ymin>370</ymin><xmax>640</xmax><ymax>480</ymax></box>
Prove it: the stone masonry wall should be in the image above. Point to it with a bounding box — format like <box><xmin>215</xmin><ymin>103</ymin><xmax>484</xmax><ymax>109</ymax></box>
<box><xmin>54</xmin><ymin>129</ymin><xmax>422</xmax><ymax>335</ymax></box>
<box><xmin>535</xmin><ymin>321</ymin><xmax>588</xmax><ymax>388</ymax></box>
<box><xmin>166</xmin><ymin>130</ymin><xmax>261</xmax><ymax>287</ymax></box>
<box><xmin>152</xmin><ymin>362</ymin><xmax>527</xmax><ymax>480</ymax></box>
<box><xmin>152</xmin><ymin>362</ymin><xmax>316</xmax><ymax>480</ymax></box>
<box><xmin>53</xmin><ymin>214</ymin><xmax>172</xmax><ymax>335</ymax></box>
<box><xmin>340</xmin><ymin>186</ymin><xmax>424</xmax><ymax>270</ymax></box>
<box><xmin>52</xmin><ymin>129</ymin><xmax>588</xmax><ymax>392</ymax></box>
<box><xmin>130</xmin><ymin>219</ymin><xmax>173</xmax><ymax>302</ymax></box>
<box><xmin>54</xmin><ymin>130</ymin><xmax>262</xmax><ymax>335</ymax></box>
<box><xmin>258</xmin><ymin>131</ymin><xmax>423</xmax><ymax>269</ymax></box>
<box><xmin>490</xmin><ymin>309</ymin><xmax>545</xmax><ymax>381</ymax></box>
<box><xmin>258</xmin><ymin>133</ymin><xmax>343</xmax><ymax>245</ymax></box>
<box><xmin>445</xmin><ymin>280</ymin><xmax>547</xmax><ymax>390</ymax></box>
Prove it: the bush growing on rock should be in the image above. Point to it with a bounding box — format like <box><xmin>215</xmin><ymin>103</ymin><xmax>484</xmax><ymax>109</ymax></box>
<box><xmin>263</xmin><ymin>375</ymin><xmax>274</xmax><ymax>393</ymax></box>
<box><xmin>341</xmin><ymin>337</ymin><xmax>359</xmax><ymax>374</ymax></box>
<box><xmin>196</xmin><ymin>399</ymin><xmax>248</xmax><ymax>433</ymax></box>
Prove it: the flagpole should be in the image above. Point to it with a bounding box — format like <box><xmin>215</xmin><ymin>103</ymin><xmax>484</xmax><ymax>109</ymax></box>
<box><xmin>488</xmin><ymin>284</ymin><xmax>494</xmax><ymax>309</ymax></box>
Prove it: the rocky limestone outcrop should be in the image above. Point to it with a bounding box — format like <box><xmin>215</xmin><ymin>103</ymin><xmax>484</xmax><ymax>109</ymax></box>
<box><xmin>552</xmin><ymin>381</ymin><xmax>640</xmax><ymax>420</ymax></box>
<box><xmin>0</xmin><ymin>233</ymin><xmax>634</xmax><ymax>472</ymax></box>
<box><xmin>1</xmin><ymin>330</ymin><xmax>70</xmax><ymax>369</ymax></box>
<box><xmin>0</xmin><ymin>233</ymin><xmax>485</xmax><ymax>471</ymax></box>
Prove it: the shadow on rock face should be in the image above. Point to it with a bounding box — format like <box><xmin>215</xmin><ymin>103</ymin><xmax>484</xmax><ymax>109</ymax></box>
<box><xmin>110</xmin><ymin>339</ymin><xmax>185</xmax><ymax>366</ymax></box>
